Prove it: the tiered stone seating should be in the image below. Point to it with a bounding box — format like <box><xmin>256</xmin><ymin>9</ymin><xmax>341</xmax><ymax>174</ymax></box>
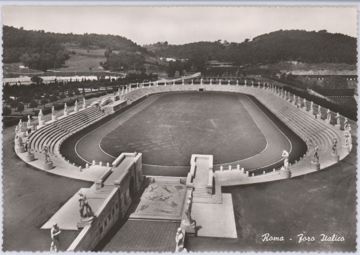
<box><xmin>244</xmin><ymin>87</ymin><xmax>348</xmax><ymax>172</ymax></box>
<box><xmin>125</xmin><ymin>84</ymin><xmax>345</xmax><ymax>168</ymax></box>
<box><xmin>16</xmin><ymin>79</ymin><xmax>351</xmax><ymax>187</ymax></box>
<box><xmin>27</xmin><ymin>106</ymin><xmax>106</xmax><ymax>154</ymax></box>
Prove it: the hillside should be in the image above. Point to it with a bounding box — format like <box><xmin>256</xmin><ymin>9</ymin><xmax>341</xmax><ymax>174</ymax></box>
<box><xmin>3</xmin><ymin>25</ymin><xmax>156</xmax><ymax>73</ymax></box>
<box><xmin>146</xmin><ymin>30</ymin><xmax>357</xmax><ymax>65</ymax></box>
<box><xmin>4</xmin><ymin>27</ymin><xmax>357</xmax><ymax>77</ymax></box>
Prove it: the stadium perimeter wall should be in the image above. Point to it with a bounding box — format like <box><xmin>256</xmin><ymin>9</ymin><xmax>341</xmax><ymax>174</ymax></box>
<box><xmin>15</xmin><ymin>80</ymin><xmax>352</xmax><ymax>186</ymax></box>
<box><xmin>12</xmin><ymin>80</ymin><xmax>353</xmax><ymax>251</ymax></box>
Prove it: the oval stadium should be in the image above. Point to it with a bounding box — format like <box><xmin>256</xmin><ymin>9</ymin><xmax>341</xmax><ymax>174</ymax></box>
<box><xmin>8</xmin><ymin>77</ymin><xmax>356</xmax><ymax>252</ymax></box>
<box><xmin>3</xmin><ymin>8</ymin><xmax>358</xmax><ymax>252</ymax></box>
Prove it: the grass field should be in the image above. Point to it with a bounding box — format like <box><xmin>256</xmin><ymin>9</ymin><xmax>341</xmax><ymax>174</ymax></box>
<box><xmin>55</xmin><ymin>47</ymin><xmax>106</xmax><ymax>72</ymax></box>
<box><xmin>100</xmin><ymin>92</ymin><xmax>267</xmax><ymax>166</ymax></box>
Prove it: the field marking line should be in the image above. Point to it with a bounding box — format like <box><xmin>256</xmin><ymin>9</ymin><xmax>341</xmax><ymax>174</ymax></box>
<box><xmin>75</xmin><ymin>90</ymin><xmax>292</xmax><ymax>171</ymax></box>
<box><xmin>245</xmin><ymin>94</ymin><xmax>293</xmax><ymax>167</ymax></box>
<box><xmin>211</xmin><ymin>94</ymin><xmax>293</xmax><ymax>168</ymax></box>
<box><xmin>97</xmin><ymin>95</ymin><xmax>163</xmax><ymax>158</ymax></box>
<box><xmin>75</xmin><ymin>139</ymin><xmax>92</xmax><ymax>164</ymax></box>
<box><xmin>106</xmin><ymin>93</ymin><xmax>291</xmax><ymax>169</ymax></box>
<box><xmin>239</xmin><ymin>96</ymin><xmax>269</xmax><ymax>157</ymax></box>
<box><xmin>75</xmin><ymin>95</ymin><xmax>161</xmax><ymax>163</ymax></box>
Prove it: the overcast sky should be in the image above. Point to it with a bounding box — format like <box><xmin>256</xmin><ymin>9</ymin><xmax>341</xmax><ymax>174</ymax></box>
<box><xmin>2</xmin><ymin>5</ymin><xmax>357</xmax><ymax>45</ymax></box>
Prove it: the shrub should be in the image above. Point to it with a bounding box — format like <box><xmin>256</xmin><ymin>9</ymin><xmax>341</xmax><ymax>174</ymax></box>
<box><xmin>29</xmin><ymin>100</ymin><xmax>38</xmax><ymax>108</ymax></box>
<box><xmin>34</xmin><ymin>107</ymin><xmax>51</xmax><ymax>115</ymax></box>
<box><xmin>17</xmin><ymin>103</ymin><xmax>24</xmax><ymax>113</ymax></box>
<box><xmin>3</xmin><ymin>106</ymin><xmax>11</xmax><ymax>116</ymax></box>
<box><xmin>53</xmin><ymin>103</ymin><xmax>64</xmax><ymax>111</ymax></box>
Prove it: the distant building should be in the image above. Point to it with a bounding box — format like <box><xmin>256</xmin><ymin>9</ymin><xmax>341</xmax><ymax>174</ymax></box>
<box><xmin>206</xmin><ymin>60</ymin><xmax>234</xmax><ymax>68</ymax></box>
<box><xmin>159</xmin><ymin>57</ymin><xmax>188</xmax><ymax>62</ymax></box>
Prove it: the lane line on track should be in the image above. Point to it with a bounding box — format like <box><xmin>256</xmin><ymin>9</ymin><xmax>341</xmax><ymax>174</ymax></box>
<box><xmin>75</xmin><ymin>93</ymin><xmax>293</xmax><ymax>171</ymax></box>
<box><xmin>209</xmin><ymin>95</ymin><xmax>292</xmax><ymax>168</ymax></box>
<box><xmin>75</xmin><ymin>95</ymin><xmax>161</xmax><ymax>163</ymax></box>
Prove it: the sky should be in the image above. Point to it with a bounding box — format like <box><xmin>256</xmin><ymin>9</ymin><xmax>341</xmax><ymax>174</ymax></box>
<box><xmin>2</xmin><ymin>5</ymin><xmax>357</xmax><ymax>45</ymax></box>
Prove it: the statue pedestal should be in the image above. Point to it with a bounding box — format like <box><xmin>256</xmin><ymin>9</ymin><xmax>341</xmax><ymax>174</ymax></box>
<box><xmin>16</xmin><ymin>145</ymin><xmax>25</xmax><ymax>153</ymax></box>
<box><xmin>332</xmin><ymin>154</ymin><xmax>340</xmax><ymax>162</ymax></box>
<box><xmin>51</xmin><ymin>115</ymin><xmax>57</xmax><ymax>122</ymax></box>
<box><xmin>283</xmin><ymin>168</ymin><xmax>291</xmax><ymax>179</ymax></box>
<box><xmin>343</xmin><ymin>144</ymin><xmax>352</xmax><ymax>152</ymax></box>
<box><xmin>15</xmin><ymin>137</ymin><xmax>23</xmax><ymax>146</ymax></box>
<box><xmin>25</xmin><ymin>152</ymin><xmax>35</xmax><ymax>162</ymax></box>
<box><xmin>181</xmin><ymin>219</ymin><xmax>196</xmax><ymax>235</ymax></box>
<box><xmin>43</xmin><ymin>161</ymin><xmax>54</xmax><ymax>170</ymax></box>
<box><xmin>37</xmin><ymin>120</ymin><xmax>45</xmax><ymax>129</ymax></box>
<box><xmin>77</xmin><ymin>216</ymin><xmax>95</xmax><ymax>229</ymax></box>
<box><xmin>311</xmin><ymin>161</ymin><xmax>320</xmax><ymax>171</ymax></box>
<box><xmin>335</xmin><ymin>123</ymin><xmax>341</xmax><ymax>130</ymax></box>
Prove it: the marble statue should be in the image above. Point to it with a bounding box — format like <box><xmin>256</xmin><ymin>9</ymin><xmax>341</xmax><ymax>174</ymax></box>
<box><xmin>281</xmin><ymin>150</ymin><xmax>289</xmax><ymax>170</ymax></box>
<box><xmin>175</xmin><ymin>228</ymin><xmax>185</xmax><ymax>252</ymax></box>
<box><xmin>27</xmin><ymin>115</ymin><xmax>31</xmax><ymax>127</ymax></box>
<box><xmin>78</xmin><ymin>192</ymin><xmax>94</xmax><ymax>219</ymax></box>
<box><xmin>50</xmin><ymin>223</ymin><xmax>61</xmax><ymax>252</ymax></box>
<box><xmin>326</xmin><ymin>109</ymin><xmax>331</xmax><ymax>122</ymax></box>
<box><xmin>43</xmin><ymin>145</ymin><xmax>51</xmax><ymax>164</ymax></box>
<box><xmin>64</xmin><ymin>103</ymin><xmax>68</xmax><ymax>116</ymax></box>
<box><xmin>312</xmin><ymin>145</ymin><xmax>319</xmax><ymax>164</ymax></box>
<box><xmin>331</xmin><ymin>138</ymin><xmax>338</xmax><ymax>155</ymax></box>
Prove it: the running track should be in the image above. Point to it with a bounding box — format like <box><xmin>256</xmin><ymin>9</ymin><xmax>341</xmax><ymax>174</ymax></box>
<box><xmin>63</xmin><ymin>92</ymin><xmax>305</xmax><ymax>177</ymax></box>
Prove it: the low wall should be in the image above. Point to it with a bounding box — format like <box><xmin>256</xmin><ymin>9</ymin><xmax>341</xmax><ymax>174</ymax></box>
<box><xmin>215</xmin><ymin>167</ymin><xmax>290</xmax><ymax>186</ymax></box>
<box><xmin>59</xmin><ymin>96</ymin><xmax>149</xmax><ymax>166</ymax></box>
<box><xmin>67</xmin><ymin>153</ymin><xmax>144</xmax><ymax>251</ymax></box>
<box><xmin>67</xmin><ymin>188</ymin><xmax>120</xmax><ymax>251</ymax></box>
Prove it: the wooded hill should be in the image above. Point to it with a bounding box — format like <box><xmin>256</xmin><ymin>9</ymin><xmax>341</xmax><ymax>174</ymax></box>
<box><xmin>146</xmin><ymin>30</ymin><xmax>357</xmax><ymax>65</ymax></box>
<box><xmin>4</xmin><ymin>26</ymin><xmax>357</xmax><ymax>73</ymax></box>
<box><xmin>3</xmin><ymin>25</ymin><xmax>152</xmax><ymax>72</ymax></box>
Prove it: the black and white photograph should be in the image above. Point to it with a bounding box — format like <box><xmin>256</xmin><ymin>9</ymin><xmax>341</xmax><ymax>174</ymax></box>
<box><xmin>1</xmin><ymin>3</ymin><xmax>358</xmax><ymax>253</ymax></box>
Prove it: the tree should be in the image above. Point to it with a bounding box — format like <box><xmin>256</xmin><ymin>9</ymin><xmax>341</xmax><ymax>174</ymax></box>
<box><xmin>31</xmin><ymin>75</ymin><xmax>43</xmax><ymax>85</ymax></box>
<box><xmin>10</xmin><ymin>100</ymin><xmax>18</xmax><ymax>108</ymax></box>
<box><xmin>104</xmin><ymin>48</ymin><xmax>112</xmax><ymax>58</ymax></box>
<box><xmin>29</xmin><ymin>100</ymin><xmax>38</xmax><ymax>108</ymax></box>
<box><xmin>17</xmin><ymin>103</ymin><xmax>24</xmax><ymax>113</ymax></box>
<box><xmin>3</xmin><ymin>106</ymin><xmax>11</xmax><ymax>116</ymax></box>
<box><xmin>49</xmin><ymin>95</ymin><xmax>58</xmax><ymax>102</ymax></box>
<box><xmin>40</xmin><ymin>98</ymin><xmax>48</xmax><ymax>106</ymax></box>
